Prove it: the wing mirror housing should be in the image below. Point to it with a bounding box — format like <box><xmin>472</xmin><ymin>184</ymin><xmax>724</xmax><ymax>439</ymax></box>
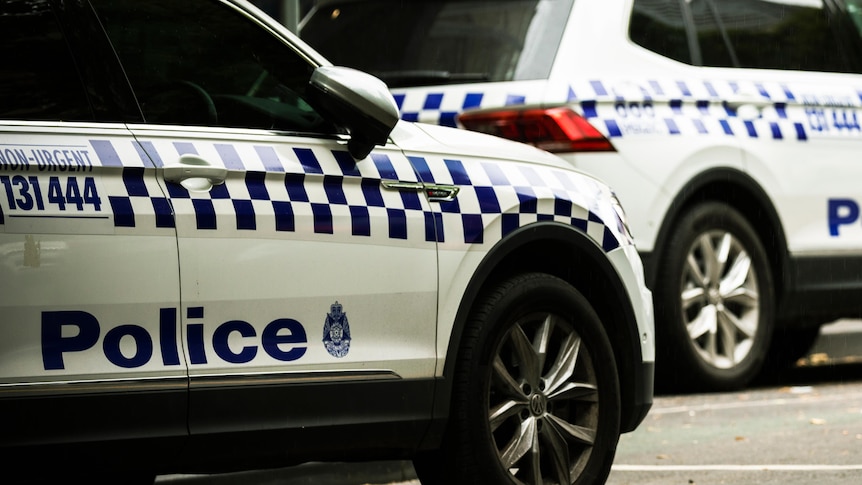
<box><xmin>309</xmin><ymin>66</ymin><xmax>400</xmax><ymax>159</ymax></box>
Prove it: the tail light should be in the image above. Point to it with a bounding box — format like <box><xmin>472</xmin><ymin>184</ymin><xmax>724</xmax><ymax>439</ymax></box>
<box><xmin>457</xmin><ymin>107</ymin><xmax>615</xmax><ymax>153</ymax></box>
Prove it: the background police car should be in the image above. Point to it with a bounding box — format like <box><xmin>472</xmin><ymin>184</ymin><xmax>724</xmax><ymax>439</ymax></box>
<box><xmin>301</xmin><ymin>0</ymin><xmax>862</xmax><ymax>392</ymax></box>
<box><xmin>0</xmin><ymin>0</ymin><xmax>653</xmax><ymax>484</ymax></box>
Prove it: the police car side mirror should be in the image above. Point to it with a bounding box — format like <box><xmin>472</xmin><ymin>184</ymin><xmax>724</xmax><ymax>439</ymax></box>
<box><xmin>309</xmin><ymin>66</ymin><xmax>400</xmax><ymax>160</ymax></box>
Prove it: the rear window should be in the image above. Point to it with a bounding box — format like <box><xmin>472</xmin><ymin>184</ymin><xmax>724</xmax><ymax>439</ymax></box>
<box><xmin>300</xmin><ymin>0</ymin><xmax>573</xmax><ymax>87</ymax></box>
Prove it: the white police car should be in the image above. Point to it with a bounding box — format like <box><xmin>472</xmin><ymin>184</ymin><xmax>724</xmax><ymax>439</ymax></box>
<box><xmin>301</xmin><ymin>0</ymin><xmax>862</xmax><ymax>392</ymax></box>
<box><xmin>0</xmin><ymin>1</ymin><xmax>653</xmax><ymax>484</ymax></box>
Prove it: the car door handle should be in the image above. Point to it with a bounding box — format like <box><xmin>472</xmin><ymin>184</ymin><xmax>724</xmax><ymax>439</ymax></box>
<box><xmin>724</xmin><ymin>95</ymin><xmax>772</xmax><ymax>120</ymax></box>
<box><xmin>382</xmin><ymin>181</ymin><xmax>460</xmax><ymax>202</ymax></box>
<box><xmin>163</xmin><ymin>154</ymin><xmax>228</xmax><ymax>193</ymax></box>
<box><xmin>724</xmin><ymin>96</ymin><xmax>772</xmax><ymax>110</ymax></box>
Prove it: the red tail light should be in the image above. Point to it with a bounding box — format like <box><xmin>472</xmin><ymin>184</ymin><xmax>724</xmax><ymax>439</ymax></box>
<box><xmin>457</xmin><ymin>107</ymin><xmax>615</xmax><ymax>153</ymax></box>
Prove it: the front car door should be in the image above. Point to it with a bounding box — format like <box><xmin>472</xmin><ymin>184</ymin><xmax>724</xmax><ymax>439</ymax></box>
<box><xmin>91</xmin><ymin>0</ymin><xmax>439</xmax><ymax>450</ymax></box>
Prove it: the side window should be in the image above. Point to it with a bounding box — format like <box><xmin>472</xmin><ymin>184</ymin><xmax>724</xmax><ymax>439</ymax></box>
<box><xmin>91</xmin><ymin>0</ymin><xmax>335</xmax><ymax>133</ymax></box>
<box><xmin>711</xmin><ymin>0</ymin><xmax>849</xmax><ymax>72</ymax></box>
<box><xmin>0</xmin><ymin>0</ymin><xmax>92</xmax><ymax>121</ymax></box>
<box><xmin>834</xmin><ymin>0</ymin><xmax>862</xmax><ymax>72</ymax></box>
<box><xmin>629</xmin><ymin>0</ymin><xmax>692</xmax><ymax>65</ymax></box>
<box><xmin>850</xmin><ymin>0</ymin><xmax>862</xmax><ymax>34</ymax></box>
<box><xmin>688</xmin><ymin>0</ymin><xmax>735</xmax><ymax>68</ymax></box>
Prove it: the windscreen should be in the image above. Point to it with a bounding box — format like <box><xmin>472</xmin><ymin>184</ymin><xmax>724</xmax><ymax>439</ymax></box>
<box><xmin>300</xmin><ymin>0</ymin><xmax>574</xmax><ymax>87</ymax></box>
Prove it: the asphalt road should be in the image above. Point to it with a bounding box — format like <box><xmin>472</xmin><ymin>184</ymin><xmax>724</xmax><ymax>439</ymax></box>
<box><xmin>157</xmin><ymin>320</ymin><xmax>862</xmax><ymax>485</ymax></box>
<box><xmin>608</xmin><ymin>319</ymin><xmax>862</xmax><ymax>485</ymax></box>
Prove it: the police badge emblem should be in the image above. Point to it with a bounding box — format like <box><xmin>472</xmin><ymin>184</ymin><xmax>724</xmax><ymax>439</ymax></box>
<box><xmin>323</xmin><ymin>301</ymin><xmax>351</xmax><ymax>358</ymax></box>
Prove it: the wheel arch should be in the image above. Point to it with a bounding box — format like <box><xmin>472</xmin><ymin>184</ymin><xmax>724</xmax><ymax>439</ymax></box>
<box><xmin>646</xmin><ymin>168</ymin><xmax>790</xmax><ymax>307</ymax></box>
<box><xmin>428</xmin><ymin>222</ymin><xmax>647</xmax><ymax>442</ymax></box>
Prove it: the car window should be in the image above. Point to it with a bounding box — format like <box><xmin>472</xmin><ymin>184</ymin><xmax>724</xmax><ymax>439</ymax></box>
<box><xmin>629</xmin><ymin>0</ymin><xmax>693</xmax><ymax>65</ymax></box>
<box><xmin>850</xmin><ymin>0</ymin><xmax>862</xmax><ymax>33</ymax></box>
<box><xmin>709</xmin><ymin>0</ymin><xmax>852</xmax><ymax>73</ymax></box>
<box><xmin>0</xmin><ymin>0</ymin><xmax>93</xmax><ymax>121</ymax></box>
<box><xmin>90</xmin><ymin>0</ymin><xmax>335</xmax><ymax>133</ymax></box>
<box><xmin>300</xmin><ymin>0</ymin><xmax>573</xmax><ymax>87</ymax></box>
<box><xmin>688</xmin><ymin>0</ymin><xmax>737</xmax><ymax>67</ymax></box>
<box><xmin>631</xmin><ymin>0</ymin><xmax>862</xmax><ymax>73</ymax></box>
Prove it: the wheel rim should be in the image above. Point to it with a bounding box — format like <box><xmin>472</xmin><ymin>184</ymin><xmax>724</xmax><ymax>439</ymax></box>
<box><xmin>681</xmin><ymin>230</ymin><xmax>760</xmax><ymax>370</ymax></box>
<box><xmin>488</xmin><ymin>312</ymin><xmax>599</xmax><ymax>485</ymax></box>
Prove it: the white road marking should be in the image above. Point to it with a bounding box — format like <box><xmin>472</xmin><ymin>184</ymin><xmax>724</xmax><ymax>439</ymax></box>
<box><xmin>612</xmin><ymin>464</ymin><xmax>862</xmax><ymax>472</ymax></box>
<box><xmin>650</xmin><ymin>391</ymin><xmax>862</xmax><ymax>415</ymax></box>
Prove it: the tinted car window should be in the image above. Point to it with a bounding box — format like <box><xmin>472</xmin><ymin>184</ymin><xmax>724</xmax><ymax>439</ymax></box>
<box><xmin>629</xmin><ymin>0</ymin><xmax>692</xmax><ymax>65</ymax></box>
<box><xmin>688</xmin><ymin>0</ymin><xmax>736</xmax><ymax>67</ymax></box>
<box><xmin>711</xmin><ymin>0</ymin><xmax>851</xmax><ymax>73</ymax></box>
<box><xmin>301</xmin><ymin>0</ymin><xmax>573</xmax><ymax>87</ymax></box>
<box><xmin>850</xmin><ymin>0</ymin><xmax>862</xmax><ymax>32</ymax></box>
<box><xmin>631</xmin><ymin>0</ymin><xmax>862</xmax><ymax>73</ymax></box>
<box><xmin>0</xmin><ymin>0</ymin><xmax>92</xmax><ymax>121</ymax></box>
<box><xmin>91</xmin><ymin>0</ymin><xmax>334</xmax><ymax>133</ymax></box>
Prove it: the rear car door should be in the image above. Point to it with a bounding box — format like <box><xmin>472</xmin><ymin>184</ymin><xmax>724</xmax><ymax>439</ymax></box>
<box><xmin>702</xmin><ymin>0</ymin><xmax>862</xmax><ymax>253</ymax></box>
<box><xmin>687</xmin><ymin>0</ymin><xmax>862</xmax><ymax>310</ymax></box>
<box><xmin>92</xmin><ymin>0</ymin><xmax>439</xmax><ymax>439</ymax></box>
<box><xmin>0</xmin><ymin>0</ymin><xmax>186</xmax><ymax>449</ymax></box>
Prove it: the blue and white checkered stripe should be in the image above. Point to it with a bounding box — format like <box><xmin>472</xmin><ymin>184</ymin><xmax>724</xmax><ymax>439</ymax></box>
<box><xmin>139</xmin><ymin>139</ymin><xmax>623</xmax><ymax>252</ymax></box>
<box><xmin>392</xmin><ymin>79</ymin><xmax>862</xmax><ymax>141</ymax></box>
<box><xmin>136</xmin><ymin>140</ymin><xmax>431</xmax><ymax>243</ymax></box>
<box><xmin>90</xmin><ymin>139</ymin><xmax>176</xmax><ymax>234</ymax></box>
<box><xmin>394</xmin><ymin>84</ymin><xmax>542</xmax><ymax>128</ymax></box>
<box><xmin>410</xmin><ymin>155</ymin><xmax>622</xmax><ymax>252</ymax></box>
<box><xmin>0</xmin><ymin>138</ymin><xmax>623</xmax><ymax>253</ymax></box>
<box><xmin>0</xmin><ymin>137</ymin><xmax>174</xmax><ymax>235</ymax></box>
<box><xmin>570</xmin><ymin>78</ymin><xmax>816</xmax><ymax>141</ymax></box>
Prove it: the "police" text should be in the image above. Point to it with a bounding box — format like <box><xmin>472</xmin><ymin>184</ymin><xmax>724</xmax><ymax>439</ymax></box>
<box><xmin>41</xmin><ymin>308</ymin><xmax>308</xmax><ymax>370</ymax></box>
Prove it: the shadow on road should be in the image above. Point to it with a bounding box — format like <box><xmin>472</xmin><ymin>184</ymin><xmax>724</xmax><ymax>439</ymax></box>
<box><xmin>754</xmin><ymin>360</ymin><xmax>862</xmax><ymax>388</ymax></box>
<box><xmin>755</xmin><ymin>324</ymin><xmax>862</xmax><ymax>389</ymax></box>
<box><xmin>656</xmin><ymin>324</ymin><xmax>862</xmax><ymax>396</ymax></box>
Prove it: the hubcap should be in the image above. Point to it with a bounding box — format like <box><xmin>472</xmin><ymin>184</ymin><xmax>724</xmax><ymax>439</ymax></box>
<box><xmin>529</xmin><ymin>393</ymin><xmax>547</xmax><ymax>416</ymax></box>
<box><xmin>488</xmin><ymin>313</ymin><xmax>599</xmax><ymax>484</ymax></box>
<box><xmin>681</xmin><ymin>231</ymin><xmax>760</xmax><ymax>369</ymax></box>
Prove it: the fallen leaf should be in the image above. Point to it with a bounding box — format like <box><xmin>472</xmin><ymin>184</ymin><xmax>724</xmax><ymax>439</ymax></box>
<box><xmin>810</xmin><ymin>353</ymin><xmax>830</xmax><ymax>365</ymax></box>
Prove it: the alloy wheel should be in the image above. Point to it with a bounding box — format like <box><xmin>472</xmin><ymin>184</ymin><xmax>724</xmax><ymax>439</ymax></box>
<box><xmin>681</xmin><ymin>230</ymin><xmax>760</xmax><ymax>369</ymax></box>
<box><xmin>488</xmin><ymin>312</ymin><xmax>600</xmax><ymax>484</ymax></box>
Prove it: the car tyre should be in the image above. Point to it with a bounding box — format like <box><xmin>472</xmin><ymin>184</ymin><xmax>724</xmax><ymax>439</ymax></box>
<box><xmin>655</xmin><ymin>202</ymin><xmax>774</xmax><ymax>392</ymax></box>
<box><xmin>415</xmin><ymin>273</ymin><xmax>621</xmax><ymax>485</ymax></box>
